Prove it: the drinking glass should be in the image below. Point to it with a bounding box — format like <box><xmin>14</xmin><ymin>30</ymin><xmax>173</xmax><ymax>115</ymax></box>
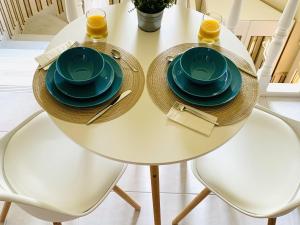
<box><xmin>198</xmin><ymin>12</ymin><xmax>222</xmax><ymax>44</ymax></box>
<box><xmin>86</xmin><ymin>8</ymin><xmax>108</xmax><ymax>40</ymax></box>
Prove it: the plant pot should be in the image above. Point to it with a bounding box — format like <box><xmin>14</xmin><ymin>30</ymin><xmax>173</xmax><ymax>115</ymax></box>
<box><xmin>137</xmin><ymin>9</ymin><xmax>164</xmax><ymax>32</ymax></box>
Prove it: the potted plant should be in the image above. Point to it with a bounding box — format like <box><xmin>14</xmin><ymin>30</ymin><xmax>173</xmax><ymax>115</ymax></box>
<box><xmin>133</xmin><ymin>0</ymin><xmax>175</xmax><ymax>32</ymax></box>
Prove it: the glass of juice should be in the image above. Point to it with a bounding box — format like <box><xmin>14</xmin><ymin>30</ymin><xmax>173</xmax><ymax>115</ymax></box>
<box><xmin>86</xmin><ymin>8</ymin><xmax>108</xmax><ymax>40</ymax></box>
<box><xmin>198</xmin><ymin>12</ymin><xmax>222</xmax><ymax>44</ymax></box>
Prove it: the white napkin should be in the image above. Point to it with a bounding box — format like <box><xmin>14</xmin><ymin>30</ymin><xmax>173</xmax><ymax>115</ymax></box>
<box><xmin>35</xmin><ymin>40</ymin><xmax>77</xmax><ymax>70</ymax></box>
<box><xmin>167</xmin><ymin>102</ymin><xmax>218</xmax><ymax>136</ymax></box>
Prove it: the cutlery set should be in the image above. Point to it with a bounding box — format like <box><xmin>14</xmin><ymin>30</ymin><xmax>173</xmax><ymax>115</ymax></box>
<box><xmin>173</xmin><ymin>102</ymin><xmax>219</xmax><ymax>126</ymax></box>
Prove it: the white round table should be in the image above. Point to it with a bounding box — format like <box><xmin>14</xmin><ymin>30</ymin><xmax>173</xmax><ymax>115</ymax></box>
<box><xmin>46</xmin><ymin>3</ymin><xmax>255</xmax><ymax>225</ymax></box>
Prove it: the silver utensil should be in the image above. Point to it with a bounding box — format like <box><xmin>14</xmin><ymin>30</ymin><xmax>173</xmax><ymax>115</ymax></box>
<box><xmin>166</xmin><ymin>52</ymin><xmax>257</xmax><ymax>78</ymax></box>
<box><xmin>86</xmin><ymin>90</ymin><xmax>132</xmax><ymax>125</ymax></box>
<box><xmin>166</xmin><ymin>55</ymin><xmax>175</xmax><ymax>63</ymax></box>
<box><xmin>174</xmin><ymin>102</ymin><xmax>219</xmax><ymax>126</ymax></box>
<box><xmin>38</xmin><ymin>41</ymin><xmax>81</xmax><ymax>70</ymax></box>
<box><xmin>111</xmin><ymin>49</ymin><xmax>138</xmax><ymax>72</ymax></box>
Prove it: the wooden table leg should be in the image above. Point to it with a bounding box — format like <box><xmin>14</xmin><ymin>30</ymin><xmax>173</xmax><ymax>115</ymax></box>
<box><xmin>0</xmin><ymin>202</ymin><xmax>11</xmax><ymax>222</ymax></box>
<box><xmin>150</xmin><ymin>165</ymin><xmax>161</xmax><ymax>225</ymax></box>
<box><xmin>268</xmin><ymin>218</ymin><xmax>277</xmax><ymax>225</ymax></box>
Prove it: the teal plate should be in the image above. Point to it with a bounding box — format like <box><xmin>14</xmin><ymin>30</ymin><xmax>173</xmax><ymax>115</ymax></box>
<box><xmin>167</xmin><ymin>57</ymin><xmax>242</xmax><ymax>107</ymax></box>
<box><xmin>46</xmin><ymin>53</ymin><xmax>123</xmax><ymax>108</ymax></box>
<box><xmin>54</xmin><ymin>60</ymin><xmax>114</xmax><ymax>99</ymax></box>
<box><xmin>172</xmin><ymin>54</ymin><xmax>232</xmax><ymax>98</ymax></box>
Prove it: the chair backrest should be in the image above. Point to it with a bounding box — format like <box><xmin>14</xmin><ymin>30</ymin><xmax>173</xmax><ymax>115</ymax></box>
<box><xmin>254</xmin><ymin>105</ymin><xmax>300</xmax><ymax>217</ymax></box>
<box><xmin>0</xmin><ymin>111</ymin><xmax>71</xmax><ymax>216</ymax></box>
<box><xmin>0</xmin><ymin>110</ymin><xmax>127</xmax><ymax>222</ymax></box>
<box><xmin>255</xmin><ymin>104</ymin><xmax>300</xmax><ymax>138</ymax></box>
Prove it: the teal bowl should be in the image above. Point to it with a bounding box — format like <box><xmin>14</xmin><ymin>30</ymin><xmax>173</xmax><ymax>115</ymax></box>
<box><xmin>180</xmin><ymin>47</ymin><xmax>227</xmax><ymax>85</ymax></box>
<box><xmin>56</xmin><ymin>47</ymin><xmax>104</xmax><ymax>85</ymax></box>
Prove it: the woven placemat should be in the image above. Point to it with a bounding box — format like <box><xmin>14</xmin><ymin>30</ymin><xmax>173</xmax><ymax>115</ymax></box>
<box><xmin>147</xmin><ymin>43</ymin><xmax>259</xmax><ymax>126</ymax></box>
<box><xmin>33</xmin><ymin>42</ymin><xmax>145</xmax><ymax>124</ymax></box>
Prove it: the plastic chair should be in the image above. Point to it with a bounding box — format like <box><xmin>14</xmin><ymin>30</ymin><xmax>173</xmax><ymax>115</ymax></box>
<box><xmin>0</xmin><ymin>111</ymin><xmax>140</xmax><ymax>225</ymax></box>
<box><xmin>172</xmin><ymin>105</ymin><xmax>300</xmax><ymax>225</ymax></box>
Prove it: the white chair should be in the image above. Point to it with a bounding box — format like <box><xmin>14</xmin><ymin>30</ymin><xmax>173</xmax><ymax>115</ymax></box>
<box><xmin>173</xmin><ymin>0</ymin><xmax>300</xmax><ymax>223</ymax></box>
<box><xmin>0</xmin><ymin>111</ymin><xmax>140</xmax><ymax>225</ymax></box>
<box><xmin>173</xmin><ymin>105</ymin><xmax>300</xmax><ymax>225</ymax></box>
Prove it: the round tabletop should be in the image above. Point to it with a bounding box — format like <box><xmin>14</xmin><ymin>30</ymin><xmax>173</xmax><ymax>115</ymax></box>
<box><xmin>47</xmin><ymin>2</ymin><xmax>255</xmax><ymax>165</ymax></box>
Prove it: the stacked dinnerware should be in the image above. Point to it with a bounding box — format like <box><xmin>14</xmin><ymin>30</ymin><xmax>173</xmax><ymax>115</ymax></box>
<box><xmin>45</xmin><ymin>47</ymin><xmax>123</xmax><ymax>108</ymax></box>
<box><xmin>167</xmin><ymin>47</ymin><xmax>242</xmax><ymax>107</ymax></box>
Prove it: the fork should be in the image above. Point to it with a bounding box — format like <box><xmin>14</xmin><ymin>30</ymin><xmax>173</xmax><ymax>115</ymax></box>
<box><xmin>173</xmin><ymin>102</ymin><xmax>219</xmax><ymax>126</ymax></box>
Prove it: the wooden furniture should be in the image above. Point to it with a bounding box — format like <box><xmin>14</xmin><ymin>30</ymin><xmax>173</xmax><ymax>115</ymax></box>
<box><xmin>43</xmin><ymin>2</ymin><xmax>257</xmax><ymax>225</ymax></box>
<box><xmin>172</xmin><ymin>105</ymin><xmax>300</xmax><ymax>225</ymax></box>
<box><xmin>0</xmin><ymin>111</ymin><xmax>140</xmax><ymax>224</ymax></box>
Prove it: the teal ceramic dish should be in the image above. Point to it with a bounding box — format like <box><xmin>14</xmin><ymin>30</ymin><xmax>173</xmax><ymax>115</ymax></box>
<box><xmin>172</xmin><ymin>54</ymin><xmax>232</xmax><ymax>98</ymax></box>
<box><xmin>56</xmin><ymin>47</ymin><xmax>104</xmax><ymax>85</ymax></box>
<box><xmin>46</xmin><ymin>53</ymin><xmax>123</xmax><ymax>108</ymax></box>
<box><xmin>167</xmin><ymin>56</ymin><xmax>242</xmax><ymax>107</ymax></box>
<box><xmin>180</xmin><ymin>47</ymin><xmax>227</xmax><ymax>85</ymax></box>
<box><xmin>54</xmin><ymin>60</ymin><xmax>114</xmax><ymax>99</ymax></box>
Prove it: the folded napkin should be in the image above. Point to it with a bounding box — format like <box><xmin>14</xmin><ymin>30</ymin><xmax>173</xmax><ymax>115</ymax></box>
<box><xmin>167</xmin><ymin>102</ymin><xmax>218</xmax><ymax>136</ymax></box>
<box><xmin>35</xmin><ymin>40</ymin><xmax>77</xmax><ymax>70</ymax></box>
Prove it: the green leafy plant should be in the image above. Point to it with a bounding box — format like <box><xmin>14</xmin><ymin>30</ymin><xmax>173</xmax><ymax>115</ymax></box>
<box><xmin>133</xmin><ymin>0</ymin><xmax>176</xmax><ymax>14</ymax></box>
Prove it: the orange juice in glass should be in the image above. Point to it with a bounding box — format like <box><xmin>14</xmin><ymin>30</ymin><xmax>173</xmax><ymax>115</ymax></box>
<box><xmin>198</xmin><ymin>12</ymin><xmax>222</xmax><ymax>44</ymax></box>
<box><xmin>86</xmin><ymin>9</ymin><xmax>108</xmax><ymax>40</ymax></box>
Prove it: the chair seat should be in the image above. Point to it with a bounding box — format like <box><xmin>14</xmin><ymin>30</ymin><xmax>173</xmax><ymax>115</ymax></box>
<box><xmin>3</xmin><ymin>112</ymin><xmax>125</xmax><ymax>215</ymax></box>
<box><xmin>192</xmin><ymin>108</ymin><xmax>300</xmax><ymax>217</ymax></box>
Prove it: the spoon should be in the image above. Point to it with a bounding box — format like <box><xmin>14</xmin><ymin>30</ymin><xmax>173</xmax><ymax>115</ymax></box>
<box><xmin>166</xmin><ymin>55</ymin><xmax>175</xmax><ymax>63</ymax></box>
<box><xmin>111</xmin><ymin>49</ymin><xmax>138</xmax><ymax>72</ymax></box>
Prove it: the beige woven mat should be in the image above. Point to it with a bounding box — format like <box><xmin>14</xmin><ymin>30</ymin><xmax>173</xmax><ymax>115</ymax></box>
<box><xmin>33</xmin><ymin>42</ymin><xmax>145</xmax><ymax>124</ymax></box>
<box><xmin>147</xmin><ymin>43</ymin><xmax>259</xmax><ymax>126</ymax></box>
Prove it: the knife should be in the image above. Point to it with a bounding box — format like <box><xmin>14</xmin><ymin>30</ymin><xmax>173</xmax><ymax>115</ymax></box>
<box><xmin>86</xmin><ymin>90</ymin><xmax>132</xmax><ymax>125</ymax></box>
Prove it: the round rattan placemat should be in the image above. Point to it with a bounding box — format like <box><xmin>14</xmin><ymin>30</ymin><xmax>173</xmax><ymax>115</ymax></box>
<box><xmin>33</xmin><ymin>42</ymin><xmax>145</xmax><ymax>124</ymax></box>
<box><xmin>147</xmin><ymin>43</ymin><xmax>259</xmax><ymax>126</ymax></box>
